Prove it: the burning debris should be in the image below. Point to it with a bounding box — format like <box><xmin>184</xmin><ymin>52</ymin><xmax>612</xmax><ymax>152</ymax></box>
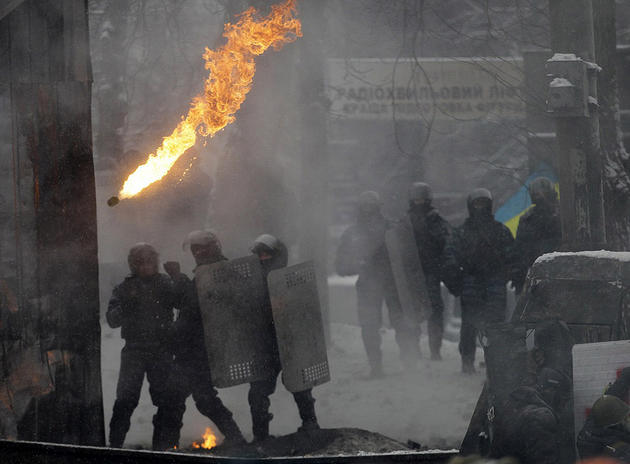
<box><xmin>192</xmin><ymin>427</ymin><xmax>218</xmax><ymax>450</ymax></box>
<box><xmin>109</xmin><ymin>0</ymin><xmax>302</xmax><ymax>205</ymax></box>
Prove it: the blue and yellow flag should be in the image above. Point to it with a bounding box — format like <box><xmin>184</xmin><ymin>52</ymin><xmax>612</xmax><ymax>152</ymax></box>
<box><xmin>494</xmin><ymin>166</ymin><xmax>559</xmax><ymax>237</ymax></box>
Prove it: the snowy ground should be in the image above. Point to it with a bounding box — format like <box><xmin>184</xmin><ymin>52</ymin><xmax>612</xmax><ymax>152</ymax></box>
<box><xmin>101</xmin><ymin>320</ymin><xmax>485</xmax><ymax>450</ymax></box>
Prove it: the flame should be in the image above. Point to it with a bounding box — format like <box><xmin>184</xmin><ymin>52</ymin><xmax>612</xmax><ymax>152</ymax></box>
<box><xmin>118</xmin><ymin>0</ymin><xmax>302</xmax><ymax>199</ymax></box>
<box><xmin>192</xmin><ymin>427</ymin><xmax>217</xmax><ymax>450</ymax></box>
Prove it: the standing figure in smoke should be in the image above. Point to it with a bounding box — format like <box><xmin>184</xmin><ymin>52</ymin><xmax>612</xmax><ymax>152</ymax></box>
<box><xmin>160</xmin><ymin>230</ymin><xmax>245</xmax><ymax>450</ymax></box>
<box><xmin>335</xmin><ymin>191</ymin><xmax>419</xmax><ymax>378</ymax></box>
<box><xmin>248</xmin><ymin>234</ymin><xmax>320</xmax><ymax>442</ymax></box>
<box><xmin>510</xmin><ymin>177</ymin><xmax>561</xmax><ymax>294</ymax></box>
<box><xmin>106</xmin><ymin>243</ymin><xmax>177</xmax><ymax>449</ymax></box>
<box><xmin>406</xmin><ymin>182</ymin><xmax>451</xmax><ymax>361</ymax></box>
<box><xmin>443</xmin><ymin>188</ymin><xmax>514</xmax><ymax>374</ymax></box>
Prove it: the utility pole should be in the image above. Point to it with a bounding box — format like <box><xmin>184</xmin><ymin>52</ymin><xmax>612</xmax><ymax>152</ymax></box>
<box><xmin>548</xmin><ymin>0</ymin><xmax>606</xmax><ymax>250</ymax></box>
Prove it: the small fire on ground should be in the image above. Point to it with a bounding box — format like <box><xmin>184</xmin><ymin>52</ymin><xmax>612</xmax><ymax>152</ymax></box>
<box><xmin>192</xmin><ymin>427</ymin><xmax>218</xmax><ymax>450</ymax></box>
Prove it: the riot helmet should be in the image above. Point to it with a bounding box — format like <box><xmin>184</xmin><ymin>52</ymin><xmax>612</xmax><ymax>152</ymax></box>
<box><xmin>251</xmin><ymin>234</ymin><xmax>288</xmax><ymax>271</ymax></box>
<box><xmin>467</xmin><ymin>188</ymin><xmax>493</xmax><ymax>218</ymax></box>
<box><xmin>128</xmin><ymin>243</ymin><xmax>159</xmax><ymax>277</ymax></box>
<box><xmin>408</xmin><ymin>182</ymin><xmax>433</xmax><ymax>207</ymax></box>
<box><xmin>590</xmin><ymin>395</ymin><xmax>630</xmax><ymax>429</ymax></box>
<box><xmin>357</xmin><ymin>191</ymin><xmax>382</xmax><ymax>216</ymax></box>
<box><xmin>184</xmin><ymin>230</ymin><xmax>222</xmax><ymax>265</ymax></box>
<box><xmin>529</xmin><ymin>177</ymin><xmax>557</xmax><ymax>207</ymax></box>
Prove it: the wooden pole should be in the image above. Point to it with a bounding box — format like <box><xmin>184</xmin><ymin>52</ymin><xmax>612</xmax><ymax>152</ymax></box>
<box><xmin>548</xmin><ymin>0</ymin><xmax>606</xmax><ymax>249</ymax></box>
<box><xmin>1</xmin><ymin>0</ymin><xmax>104</xmax><ymax>445</ymax></box>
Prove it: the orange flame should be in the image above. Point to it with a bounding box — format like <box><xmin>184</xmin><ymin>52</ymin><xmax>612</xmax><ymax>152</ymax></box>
<box><xmin>192</xmin><ymin>427</ymin><xmax>218</xmax><ymax>450</ymax></box>
<box><xmin>119</xmin><ymin>0</ymin><xmax>302</xmax><ymax>199</ymax></box>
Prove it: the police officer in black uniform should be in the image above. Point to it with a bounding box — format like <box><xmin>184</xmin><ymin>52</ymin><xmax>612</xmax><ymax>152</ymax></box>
<box><xmin>443</xmin><ymin>188</ymin><xmax>514</xmax><ymax>374</ymax></box>
<box><xmin>511</xmin><ymin>177</ymin><xmax>561</xmax><ymax>294</ymax></box>
<box><xmin>247</xmin><ymin>234</ymin><xmax>319</xmax><ymax>442</ymax></box>
<box><xmin>335</xmin><ymin>191</ymin><xmax>419</xmax><ymax>377</ymax></box>
<box><xmin>160</xmin><ymin>230</ymin><xmax>245</xmax><ymax>450</ymax></box>
<box><xmin>406</xmin><ymin>182</ymin><xmax>451</xmax><ymax>360</ymax></box>
<box><xmin>107</xmin><ymin>243</ymin><xmax>176</xmax><ymax>449</ymax></box>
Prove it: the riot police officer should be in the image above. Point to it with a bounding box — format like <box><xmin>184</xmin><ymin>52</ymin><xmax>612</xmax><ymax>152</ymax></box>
<box><xmin>106</xmin><ymin>243</ymin><xmax>176</xmax><ymax>449</ymax></box>
<box><xmin>248</xmin><ymin>234</ymin><xmax>319</xmax><ymax>442</ymax></box>
<box><xmin>335</xmin><ymin>191</ymin><xmax>419</xmax><ymax>377</ymax></box>
<box><xmin>160</xmin><ymin>230</ymin><xmax>245</xmax><ymax>450</ymax></box>
<box><xmin>443</xmin><ymin>188</ymin><xmax>514</xmax><ymax>374</ymax></box>
<box><xmin>511</xmin><ymin>177</ymin><xmax>561</xmax><ymax>293</ymax></box>
<box><xmin>407</xmin><ymin>182</ymin><xmax>451</xmax><ymax>360</ymax></box>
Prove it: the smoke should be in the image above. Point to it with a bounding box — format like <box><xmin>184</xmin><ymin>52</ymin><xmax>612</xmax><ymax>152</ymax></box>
<box><xmin>91</xmin><ymin>0</ymin><xmax>493</xmax><ymax>447</ymax></box>
<box><xmin>86</xmin><ymin>0</ymin><xmax>630</xmax><ymax>451</ymax></box>
<box><xmin>5</xmin><ymin>0</ymin><xmax>630</xmax><ymax>451</ymax></box>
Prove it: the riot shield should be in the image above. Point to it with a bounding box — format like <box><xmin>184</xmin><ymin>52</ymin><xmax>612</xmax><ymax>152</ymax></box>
<box><xmin>195</xmin><ymin>255</ymin><xmax>275</xmax><ymax>388</ymax></box>
<box><xmin>385</xmin><ymin>218</ymin><xmax>430</xmax><ymax>324</ymax></box>
<box><xmin>573</xmin><ymin>340</ymin><xmax>630</xmax><ymax>435</ymax></box>
<box><xmin>268</xmin><ymin>261</ymin><xmax>330</xmax><ymax>392</ymax></box>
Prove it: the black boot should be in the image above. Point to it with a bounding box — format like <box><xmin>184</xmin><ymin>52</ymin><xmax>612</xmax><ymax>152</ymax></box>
<box><xmin>252</xmin><ymin>412</ymin><xmax>273</xmax><ymax>443</ymax></box>
<box><xmin>152</xmin><ymin>422</ymin><xmax>165</xmax><ymax>451</ymax></box>
<box><xmin>152</xmin><ymin>403</ymin><xmax>184</xmax><ymax>451</ymax></box>
<box><xmin>109</xmin><ymin>431</ymin><xmax>125</xmax><ymax>449</ymax></box>
<box><xmin>199</xmin><ymin>399</ymin><xmax>246</xmax><ymax>446</ymax></box>
<box><xmin>298</xmin><ymin>420</ymin><xmax>320</xmax><ymax>432</ymax></box>
<box><xmin>216</xmin><ymin>417</ymin><xmax>246</xmax><ymax>446</ymax></box>
<box><xmin>109</xmin><ymin>399</ymin><xmax>135</xmax><ymax>448</ymax></box>
<box><xmin>295</xmin><ymin>390</ymin><xmax>320</xmax><ymax>433</ymax></box>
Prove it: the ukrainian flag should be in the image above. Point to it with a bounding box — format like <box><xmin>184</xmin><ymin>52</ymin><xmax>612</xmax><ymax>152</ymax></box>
<box><xmin>494</xmin><ymin>165</ymin><xmax>559</xmax><ymax>237</ymax></box>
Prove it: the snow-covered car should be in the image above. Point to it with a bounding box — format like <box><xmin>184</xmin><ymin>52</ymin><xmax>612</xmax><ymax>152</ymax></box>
<box><xmin>462</xmin><ymin>251</ymin><xmax>630</xmax><ymax>458</ymax></box>
<box><xmin>512</xmin><ymin>251</ymin><xmax>630</xmax><ymax>343</ymax></box>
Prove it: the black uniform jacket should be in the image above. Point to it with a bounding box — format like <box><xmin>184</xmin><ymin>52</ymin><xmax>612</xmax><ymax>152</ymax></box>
<box><xmin>107</xmin><ymin>273</ymin><xmax>176</xmax><ymax>348</ymax></box>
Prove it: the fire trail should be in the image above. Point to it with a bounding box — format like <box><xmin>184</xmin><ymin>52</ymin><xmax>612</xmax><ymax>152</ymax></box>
<box><xmin>108</xmin><ymin>0</ymin><xmax>301</xmax><ymax>207</ymax></box>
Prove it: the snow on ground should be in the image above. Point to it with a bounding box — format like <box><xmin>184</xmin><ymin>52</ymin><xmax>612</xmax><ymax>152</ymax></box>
<box><xmin>536</xmin><ymin>250</ymin><xmax>630</xmax><ymax>263</ymax></box>
<box><xmin>102</xmin><ymin>321</ymin><xmax>485</xmax><ymax>450</ymax></box>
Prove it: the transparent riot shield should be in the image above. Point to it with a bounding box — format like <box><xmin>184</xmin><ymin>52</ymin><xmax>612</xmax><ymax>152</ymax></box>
<box><xmin>195</xmin><ymin>255</ymin><xmax>275</xmax><ymax>388</ymax></box>
<box><xmin>268</xmin><ymin>261</ymin><xmax>330</xmax><ymax>392</ymax></box>
<box><xmin>384</xmin><ymin>218</ymin><xmax>430</xmax><ymax>324</ymax></box>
